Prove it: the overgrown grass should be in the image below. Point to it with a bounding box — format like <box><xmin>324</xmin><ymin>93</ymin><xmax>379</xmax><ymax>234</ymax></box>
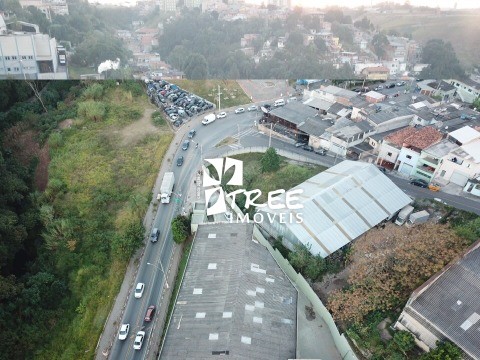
<box><xmin>36</xmin><ymin>87</ymin><xmax>173</xmax><ymax>359</ymax></box>
<box><xmin>170</xmin><ymin>80</ymin><xmax>252</xmax><ymax>108</ymax></box>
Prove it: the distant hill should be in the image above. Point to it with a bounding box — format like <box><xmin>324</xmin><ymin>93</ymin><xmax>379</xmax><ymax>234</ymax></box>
<box><xmin>364</xmin><ymin>10</ymin><xmax>480</xmax><ymax>70</ymax></box>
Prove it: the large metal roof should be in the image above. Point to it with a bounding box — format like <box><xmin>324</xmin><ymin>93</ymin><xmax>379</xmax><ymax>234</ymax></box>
<box><xmin>161</xmin><ymin>223</ymin><xmax>297</xmax><ymax>359</ymax></box>
<box><xmin>260</xmin><ymin>161</ymin><xmax>412</xmax><ymax>258</ymax></box>
<box><xmin>406</xmin><ymin>242</ymin><xmax>480</xmax><ymax>360</ymax></box>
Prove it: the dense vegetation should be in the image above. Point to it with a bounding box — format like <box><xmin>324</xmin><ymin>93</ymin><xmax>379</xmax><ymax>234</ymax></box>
<box><xmin>0</xmin><ymin>80</ymin><xmax>172</xmax><ymax>359</ymax></box>
<box><xmin>158</xmin><ymin>8</ymin><xmax>354</xmax><ymax>79</ymax></box>
<box><xmin>419</xmin><ymin>39</ymin><xmax>466</xmax><ymax>80</ymax></box>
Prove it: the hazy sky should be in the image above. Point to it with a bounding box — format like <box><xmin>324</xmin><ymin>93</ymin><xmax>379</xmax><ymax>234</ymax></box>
<box><xmin>247</xmin><ymin>0</ymin><xmax>479</xmax><ymax>9</ymax></box>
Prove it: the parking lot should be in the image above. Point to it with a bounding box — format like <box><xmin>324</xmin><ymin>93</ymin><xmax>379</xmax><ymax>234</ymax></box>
<box><xmin>146</xmin><ymin>79</ymin><xmax>214</xmax><ymax>128</ymax></box>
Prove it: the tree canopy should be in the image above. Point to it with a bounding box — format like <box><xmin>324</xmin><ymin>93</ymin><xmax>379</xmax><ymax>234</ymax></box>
<box><xmin>420</xmin><ymin>39</ymin><xmax>465</xmax><ymax>80</ymax></box>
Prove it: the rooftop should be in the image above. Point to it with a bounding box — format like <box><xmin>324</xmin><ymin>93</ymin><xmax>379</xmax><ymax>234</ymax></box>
<box><xmin>367</xmin><ymin>107</ymin><xmax>413</xmax><ymax>125</ymax></box>
<box><xmin>269</xmin><ymin>101</ymin><xmax>319</xmax><ymax>126</ymax></box>
<box><xmin>161</xmin><ymin>223</ymin><xmax>297</xmax><ymax>360</ymax></box>
<box><xmin>385</xmin><ymin>126</ymin><xmax>443</xmax><ymax>150</ymax></box>
<box><xmin>448</xmin><ymin>126</ymin><xmax>480</xmax><ymax>145</ymax></box>
<box><xmin>298</xmin><ymin>117</ymin><xmax>332</xmax><ymax>137</ymax></box>
<box><xmin>365</xmin><ymin>91</ymin><xmax>386</xmax><ymax>100</ymax></box>
<box><xmin>327</xmin><ymin>118</ymin><xmax>375</xmax><ymax>141</ymax></box>
<box><xmin>260</xmin><ymin>161</ymin><xmax>412</xmax><ymax>258</ymax></box>
<box><xmin>423</xmin><ymin>139</ymin><xmax>459</xmax><ymax>158</ymax></box>
<box><xmin>406</xmin><ymin>241</ymin><xmax>480</xmax><ymax>360</ymax></box>
<box><xmin>451</xmin><ymin>139</ymin><xmax>480</xmax><ymax>164</ymax></box>
<box><xmin>327</xmin><ymin>102</ymin><xmax>349</xmax><ymax>115</ymax></box>
<box><xmin>320</xmin><ymin>85</ymin><xmax>358</xmax><ymax>100</ymax></box>
<box><xmin>361</xmin><ymin>66</ymin><xmax>389</xmax><ymax>73</ymax></box>
<box><xmin>303</xmin><ymin>97</ymin><xmax>334</xmax><ymax>111</ymax></box>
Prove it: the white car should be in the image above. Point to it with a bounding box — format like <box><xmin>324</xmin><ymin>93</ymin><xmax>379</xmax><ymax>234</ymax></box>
<box><xmin>118</xmin><ymin>324</ymin><xmax>129</xmax><ymax>341</ymax></box>
<box><xmin>133</xmin><ymin>331</ymin><xmax>145</xmax><ymax>350</ymax></box>
<box><xmin>134</xmin><ymin>283</ymin><xmax>145</xmax><ymax>299</ymax></box>
<box><xmin>247</xmin><ymin>105</ymin><xmax>257</xmax><ymax>112</ymax></box>
<box><xmin>374</xmin><ymin>85</ymin><xmax>383</xmax><ymax>91</ymax></box>
<box><xmin>235</xmin><ymin>108</ymin><xmax>245</xmax><ymax>114</ymax></box>
<box><xmin>225</xmin><ymin>212</ymin><xmax>233</xmax><ymax>222</ymax></box>
<box><xmin>217</xmin><ymin>111</ymin><xmax>227</xmax><ymax>119</ymax></box>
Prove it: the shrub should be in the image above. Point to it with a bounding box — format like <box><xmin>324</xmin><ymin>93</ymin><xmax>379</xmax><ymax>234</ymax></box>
<box><xmin>82</xmin><ymin>83</ymin><xmax>104</xmax><ymax>100</ymax></box>
<box><xmin>77</xmin><ymin>100</ymin><xmax>106</xmax><ymax>122</ymax></box>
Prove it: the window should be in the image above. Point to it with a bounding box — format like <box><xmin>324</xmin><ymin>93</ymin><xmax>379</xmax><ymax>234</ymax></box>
<box><xmin>7</xmin><ymin>67</ymin><xmax>11</xmax><ymax>72</ymax></box>
<box><xmin>5</xmin><ymin>56</ymin><xmax>10</xmax><ymax>60</ymax></box>
<box><xmin>13</xmin><ymin>67</ymin><xmax>19</xmax><ymax>71</ymax></box>
<box><xmin>21</xmin><ymin>56</ymin><xmax>26</xmax><ymax>60</ymax></box>
<box><xmin>440</xmin><ymin>170</ymin><xmax>446</xmax><ymax>177</ymax></box>
<box><xmin>28</xmin><ymin>56</ymin><xmax>33</xmax><ymax>60</ymax></box>
<box><xmin>12</xmin><ymin>56</ymin><xmax>17</xmax><ymax>60</ymax></box>
<box><xmin>406</xmin><ymin>155</ymin><xmax>412</xmax><ymax>159</ymax></box>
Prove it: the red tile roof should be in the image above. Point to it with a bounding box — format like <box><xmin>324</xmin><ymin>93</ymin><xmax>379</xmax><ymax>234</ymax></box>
<box><xmin>385</xmin><ymin>126</ymin><xmax>443</xmax><ymax>150</ymax></box>
<box><xmin>362</xmin><ymin>66</ymin><xmax>390</xmax><ymax>73</ymax></box>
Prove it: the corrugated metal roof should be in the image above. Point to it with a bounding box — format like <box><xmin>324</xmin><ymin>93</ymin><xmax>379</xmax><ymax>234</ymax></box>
<box><xmin>260</xmin><ymin>161</ymin><xmax>412</xmax><ymax>257</ymax></box>
<box><xmin>161</xmin><ymin>223</ymin><xmax>297</xmax><ymax>359</ymax></box>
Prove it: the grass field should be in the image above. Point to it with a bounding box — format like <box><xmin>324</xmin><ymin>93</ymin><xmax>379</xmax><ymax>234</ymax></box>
<box><xmin>170</xmin><ymin>79</ymin><xmax>252</xmax><ymax>108</ymax></box>
<box><xmin>37</xmin><ymin>85</ymin><xmax>173</xmax><ymax>359</ymax></box>
<box><xmin>365</xmin><ymin>11</ymin><xmax>480</xmax><ymax>69</ymax></box>
<box><xmin>228</xmin><ymin>152</ymin><xmax>326</xmax><ymax>202</ymax></box>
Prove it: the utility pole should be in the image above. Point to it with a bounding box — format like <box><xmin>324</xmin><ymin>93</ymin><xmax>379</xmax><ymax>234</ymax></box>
<box><xmin>217</xmin><ymin>85</ymin><xmax>222</xmax><ymax>111</ymax></box>
<box><xmin>269</xmin><ymin>123</ymin><xmax>274</xmax><ymax>147</ymax></box>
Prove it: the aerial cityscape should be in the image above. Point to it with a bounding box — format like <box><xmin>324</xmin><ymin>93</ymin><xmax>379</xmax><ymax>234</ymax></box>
<box><xmin>0</xmin><ymin>0</ymin><xmax>479</xmax><ymax>359</ymax></box>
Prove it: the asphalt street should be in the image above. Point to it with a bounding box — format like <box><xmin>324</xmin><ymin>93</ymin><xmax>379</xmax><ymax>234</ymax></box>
<box><xmin>102</xmin><ymin>96</ymin><xmax>480</xmax><ymax>360</ymax></box>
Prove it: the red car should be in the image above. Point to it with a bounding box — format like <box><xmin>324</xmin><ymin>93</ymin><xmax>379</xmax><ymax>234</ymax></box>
<box><xmin>144</xmin><ymin>305</ymin><xmax>156</xmax><ymax>322</ymax></box>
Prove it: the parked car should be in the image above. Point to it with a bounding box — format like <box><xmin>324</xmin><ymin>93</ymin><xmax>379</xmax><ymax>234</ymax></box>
<box><xmin>182</xmin><ymin>140</ymin><xmax>189</xmax><ymax>150</ymax></box>
<box><xmin>247</xmin><ymin>105</ymin><xmax>257</xmax><ymax>112</ymax></box>
<box><xmin>217</xmin><ymin>112</ymin><xmax>227</xmax><ymax>119</ymax></box>
<box><xmin>410</xmin><ymin>179</ymin><xmax>428</xmax><ymax>188</ymax></box>
<box><xmin>434</xmin><ymin>197</ymin><xmax>447</xmax><ymax>205</ymax></box>
<box><xmin>118</xmin><ymin>324</ymin><xmax>130</xmax><ymax>341</ymax></box>
<box><xmin>150</xmin><ymin>228</ymin><xmax>160</xmax><ymax>242</ymax></box>
<box><xmin>314</xmin><ymin>148</ymin><xmax>327</xmax><ymax>155</ymax></box>
<box><xmin>144</xmin><ymin>305</ymin><xmax>156</xmax><ymax>322</ymax></box>
<box><xmin>295</xmin><ymin>142</ymin><xmax>307</xmax><ymax>147</ymax></box>
<box><xmin>374</xmin><ymin>85</ymin><xmax>384</xmax><ymax>91</ymax></box>
<box><xmin>428</xmin><ymin>183</ymin><xmax>441</xmax><ymax>192</ymax></box>
<box><xmin>302</xmin><ymin>145</ymin><xmax>314</xmax><ymax>152</ymax></box>
<box><xmin>177</xmin><ymin>156</ymin><xmax>184</xmax><ymax>167</ymax></box>
<box><xmin>386</xmin><ymin>83</ymin><xmax>396</xmax><ymax>89</ymax></box>
<box><xmin>133</xmin><ymin>331</ymin><xmax>145</xmax><ymax>350</ymax></box>
<box><xmin>235</xmin><ymin>108</ymin><xmax>245</xmax><ymax>114</ymax></box>
<box><xmin>188</xmin><ymin>129</ymin><xmax>196</xmax><ymax>139</ymax></box>
<box><xmin>134</xmin><ymin>283</ymin><xmax>145</xmax><ymax>298</ymax></box>
<box><xmin>396</xmin><ymin>81</ymin><xmax>406</xmax><ymax>86</ymax></box>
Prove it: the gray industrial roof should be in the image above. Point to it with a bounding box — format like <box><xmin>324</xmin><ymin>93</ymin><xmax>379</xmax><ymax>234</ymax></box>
<box><xmin>269</xmin><ymin>101</ymin><xmax>319</xmax><ymax>126</ymax></box>
<box><xmin>328</xmin><ymin>118</ymin><xmax>374</xmax><ymax>140</ymax></box>
<box><xmin>260</xmin><ymin>161</ymin><xmax>412</xmax><ymax>258</ymax></box>
<box><xmin>161</xmin><ymin>223</ymin><xmax>297</xmax><ymax>360</ymax></box>
<box><xmin>423</xmin><ymin>139</ymin><xmax>459</xmax><ymax>158</ymax></box>
<box><xmin>406</xmin><ymin>241</ymin><xmax>480</xmax><ymax>360</ymax></box>
<box><xmin>303</xmin><ymin>97</ymin><xmax>334</xmax><ymax>111</ymax></box>
<box><xmin>298</xmin><ymin>117</ymin><xmax>332</xmax><ymax>136</ymax></box>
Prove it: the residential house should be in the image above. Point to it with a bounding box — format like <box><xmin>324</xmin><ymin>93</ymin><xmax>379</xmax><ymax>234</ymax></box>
<box><xmin>416</xmin><ymin>80</ymin><xmax>457</xmax><ymax>102</ymax></box>
<box><xmin>361</xmin><ymin>66</ymin><xmax>390</xmax><ymax>81</ymax></box>
<box><xmin>277</xmin><ymin>36</ymin><xmax>286</xmax><ymax>49</ymax></box>
<box><xmin>412</xmin><ymin>139</ymin><xmax>459</xmax><ymax>183</ymax></box>
<box><xmin>464</xmin><ymin>177</ymin><xmax>480</xmax><ymax>197</ymax></box>
<box><xmin>365</xmin><ymin>91</ymin><xmax>386</xmax><ymax>104</ymax></box>
<box><xmin>240</xmin><ymin>33</ymin><xmax>259</xmax><ymax>48</ymax></box>
<box><xmin>413</xmin><ymin>63</ymin><xmax>429</xmax><ymax>74</ymax></box>
<box><xmin>433</xmin><ymin>126</ymin><xmax>480</xmax><ymax>186</ymax></box>
<box><xmin>376</xmin><ymin>127</ymin><xmax>443</xmax><ymax>175</ymax></box>
<box><xmin>394</xmin><ymin>240</ymin><xmax>480</xmax><ymax>360</ymax></box>
<box><xmin>314</xmin><ymin>85</ymin><xmax>358</xmax><ymax>106</ymax></box>
<box><xmin>324</xmin><ymin>117</ymin><xmax>375</xmax><ymax>156</ymax></box>
<box><xmin>354</xmin><ymin>62</ymin><xmax>383</xmax><ymax>75</ymax></box>
<box><xmin>448</xmin><ymin>78</ymin><xmax>480</xmax><ymax>104</ymax></box>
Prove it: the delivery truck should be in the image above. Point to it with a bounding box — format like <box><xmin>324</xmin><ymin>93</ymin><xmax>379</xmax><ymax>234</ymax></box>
<box><xmin>395</xmin><ymin>205</ymin><xmax>415</xmax><ymax>226</ymax></box>
<box><xmin>160</xmin><ymin>172</ymin><xmax>175</xmax><ymax>204</ymax></box>
<box><xmin>407</xmin><ymin>210</ymin><xmax>429</xmax><ymax>226</ymax></box>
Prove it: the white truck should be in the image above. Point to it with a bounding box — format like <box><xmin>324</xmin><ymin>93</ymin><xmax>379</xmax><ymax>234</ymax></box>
<box><xmin>202</xmin><ymin>113</ymin><xmax>216</xmax><ymax>125</ymax></box>
<box><xmin>395</xmin><ymin>205</ymin><xmax>415</xmax><ymax>226</ymax></box>
<box><xmin>159</xmin><ymin>172</ymin><xmax>175</xmax><ymax>204</ymax></box>
<box><xmin>407</xmin><ymin>210</ymin><xmax>430</xmax><ymax>226</ymax></box>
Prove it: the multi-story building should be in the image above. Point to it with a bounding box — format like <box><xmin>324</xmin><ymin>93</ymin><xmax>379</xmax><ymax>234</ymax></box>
<box><xmin>19</xmin><ymin>0</ymin><xmax>69</xmax><ymax>20</ymax></box>
<box><xmin>184</xmin><ymin>0</ymin><xmax>202</xmax><ymax>8</ymax></box>
<box><xmin>159</xmin><ymin>0</ymin><xmax>176</xmax><ymax>12</ymax></box>
<box><xmin>448</xmin><ymin>78</ymin><xmax>480</xmax><ymax>104</ymax></box>
<box><xmin>0</xmin><ymin>16</ymin><xmax>66</xmax><ymax>79</ymax></box>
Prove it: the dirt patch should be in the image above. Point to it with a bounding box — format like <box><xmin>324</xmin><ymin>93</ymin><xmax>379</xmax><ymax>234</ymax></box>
<box><xmin>59</xmin><ymin>119</ymin><xmax>74</xmax><ymax>129</ymax></box>
<box><xmin>312</xmin><ymin>268</ymin><xmax>350</xmax><ymax>304</ymax></box>
<box><xmin>2</xmin><ymin>125</ymin><xmax>50</xmax><ymax>191</ymax></box>
<box><xmin>117</xmin><ymin>107</ymin><xmax>162</xmax><ymax>146</ymax></box>
<box><xmin>305</xmin><ymin>305</ymin><xmax>316</xmax><ymax>321</ymax></box>
<box><xmin>215</xmin><ymin>136</ymin><xmax>237</xmax><ymax>148</ymax></box>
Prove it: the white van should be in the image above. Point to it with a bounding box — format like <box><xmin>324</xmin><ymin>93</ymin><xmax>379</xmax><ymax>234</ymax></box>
<box><xmin>274</xmin><ymin>99</ymin><xmax>285</xmax><ymax>107</ymax></box>
<box><xmin>202</xmin><ymin>113</ymin><xmax>216</xmax><ymax>125</ymax></box>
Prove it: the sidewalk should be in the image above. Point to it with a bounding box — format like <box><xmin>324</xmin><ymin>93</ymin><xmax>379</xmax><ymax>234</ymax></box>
<box><xmin>95</xmin><ymin>106</ymin><xmax>202</xmax><ymax>359</ymax></box>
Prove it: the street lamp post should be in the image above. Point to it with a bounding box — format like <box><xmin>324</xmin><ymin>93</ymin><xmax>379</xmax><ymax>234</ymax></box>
<box><xmin>147</xmin><ymin>262</ymin><xmax>169</xmax><ymax>289</ymax></box>
<box><xmin>268</xmin><ymin>123</ymin><xmax>275</xmax><ymax>148</ymax></box>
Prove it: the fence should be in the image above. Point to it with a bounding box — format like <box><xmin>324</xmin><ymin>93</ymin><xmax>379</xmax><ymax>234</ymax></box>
<box><xmin>220</xmin><ymin>146</ymin><xmax>329</xmax><ymax>167</ymax></box>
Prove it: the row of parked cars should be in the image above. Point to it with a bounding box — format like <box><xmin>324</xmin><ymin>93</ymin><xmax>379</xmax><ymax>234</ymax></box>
<box><xmin>146</xmin><ymin>79</ymin><xmax>214</xmax><ymax>127</ymax></box>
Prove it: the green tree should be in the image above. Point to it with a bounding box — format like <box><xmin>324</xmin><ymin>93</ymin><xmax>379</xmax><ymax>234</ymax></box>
<box><xmin>183</xmin><ymin>53</ymin><xmax>208</xmax><ymax>79</ymax></box>
<box><xmin>111</xmin><ymin>219</ymin><xmax>144</xmax><ymax>259</ymax></box>
<box><xmin>419</xmin><ymin>341</ymin><xmax>462</xmax><ymax>360</ymax></box>
<box><xmin>393</xmin><ymin>331</ymin><xmax>415</xmax><ymax>354</ymax></box>
<box><xmin>420</xmin><ymin>39</ymin><xmax>465</xmax><ymax>80</ymax></box>
<box><xmin>372</xmin><ymin>33</ymin><xmax>389</xmax><ymax>59</ymax></box>
<box><xmin>472</xmin><ymin>97</ymin><xmax>480</xmax><ymax>110</ymax></box>
<box><xmin>261</xmin><ymin>147</ymin><xmax>280</xmax><ymax>173</ymax></box>
<box><xmin>171</xmin><ymin>215</ymin><xmax>190</xmax><ymax>244</ymax></box>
